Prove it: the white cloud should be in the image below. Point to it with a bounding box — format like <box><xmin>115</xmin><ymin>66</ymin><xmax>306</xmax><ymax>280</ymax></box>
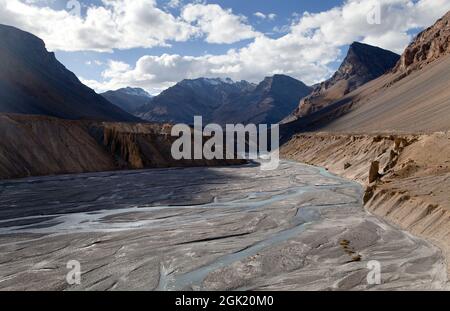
<box><xmin>0</xmin><ymin>0</ymin><xmax>264</xmax><ymax>51</ymax></box>
<box><xmin>268</xmin><ymin>13</ymin><xmax>277</xmax><ymax>20</ymax></box>
<box><xmin>86</xmin><ymin>60</ymin><xmax>104</xmax><ymax>66</ymax></box>
<box><xmin>167</xmin><ymin>0</ymin><xmax>182</xmax><ymax>9</ymax></box>
<box><xmin>0</xmin><ymin>0</ymin><xmax>198</xmax><ymax>52</ymax></box>
<box><xmin>254</xmin><ymin>12</ymin><xmax>276</xmax><ymax>21</ymax></box>
<box><xmin>84</xmin><ymin>39</ymin><xmax>337</xmax><ymax>94</ymax></box>
<box><xmin>254</xmin><ymin>12</ymin><xmax>266</xmax><ymax>19</ymax></box>
<box><xmin>181</xmin><ymin>3</ymin><xmax>260</xmax><ymax>44</ymax></box>
<box><xmin>83</xmin><ymin>0</ymin><xmax>450</xmax><ymax>94</ymax></box>
<box><xmin>290</xmin><ymin>0</ymin><xmax>450</xmax><ymax>53</ymax></box>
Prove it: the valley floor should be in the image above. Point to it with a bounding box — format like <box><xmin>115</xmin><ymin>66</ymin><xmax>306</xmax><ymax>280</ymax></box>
<box><xmin>0</xmin><ymin>161</ymin><xmax>446</xmax><ymax>290</ymax></box>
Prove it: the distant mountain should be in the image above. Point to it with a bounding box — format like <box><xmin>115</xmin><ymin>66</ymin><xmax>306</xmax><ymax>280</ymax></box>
<box><xmin>137</xmin><ymin>76</ymin><xmax>311</xmax><ymax>124</ymax></box>
<box><xmin>136</xmin><ymin>77</ymin><xmax>257</xmax><ymax>124</ymax></box>
<box><xmin>0</xmin><ymin>24</ymin><xmax>139</xmax><ymax>122</ymax></box>
<box><xmin>102</xmin><ymin>87</ymin><xmax>152</xmax><ymax>113</ymax></box>
<box><xmin>213</xmin><ymin>74</ymin><xmax>312</xmax><ymax>124</ymax></box>
<box><xmin>283</xmin><ymin>42</ymin><xmax>400</xmax><ymax>122</ymax></box>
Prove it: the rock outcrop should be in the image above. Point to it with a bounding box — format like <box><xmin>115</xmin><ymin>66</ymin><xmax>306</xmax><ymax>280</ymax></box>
<box><xmin>394</xmin><ymin>11</ymin><xmax>450</xmax><ymax>74</ymax></box>
<box><xmin>368</xmin><ymin>161</ymin><xmax>380</xmax><ymax>183</ymax></box>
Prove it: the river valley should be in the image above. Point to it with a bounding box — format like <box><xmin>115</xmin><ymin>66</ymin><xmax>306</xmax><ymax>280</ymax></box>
<box><xmin>0</xmin><ymin>161</ymin><xmax>446</xmax><ymax>290</ymax></box>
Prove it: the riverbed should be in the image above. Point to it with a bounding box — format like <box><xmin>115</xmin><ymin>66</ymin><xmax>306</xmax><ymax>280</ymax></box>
<box><xmin>0</xmin><ymin>161</ymin><xmax>446</xmax><ymax>290</ymax></box>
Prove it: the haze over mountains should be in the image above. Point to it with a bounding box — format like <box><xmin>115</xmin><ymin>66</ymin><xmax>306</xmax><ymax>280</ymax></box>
<box><xmin>0</xmin><ymin>24</ymin><xmax>139</xmax><ymax>122</ymax></box>
<box><xmin>211</xmin><ymin>74</ymin><xmax>312</xmax><ymax>125</ymax></box>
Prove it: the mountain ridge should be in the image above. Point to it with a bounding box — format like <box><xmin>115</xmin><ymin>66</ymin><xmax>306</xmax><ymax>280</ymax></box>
<box><xmin>0</xmin><ymin>24</ymin><xmax>139</xmax><ymax>122</ymax></box>
<box><xmin>137</xmin><ymin>74</ymin><xmax>311</xmax><ymax>125</ymax></box>
<box><xmin>283</xmin><ymin>42</ymin><xmax>400</xmax><ymax>122</ymax></box>
<box><xmin>101</xmin><ymin>87</ymin><xmax>153</xmax><ymax>113</ymax></box>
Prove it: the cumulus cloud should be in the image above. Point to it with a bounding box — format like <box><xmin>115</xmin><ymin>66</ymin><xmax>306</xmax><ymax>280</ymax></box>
<box><xmin>86</xmin><ymin>39</ymin><xmax>338</xmax><ymax>94</ymax></box>
<box><xmin>181</xmin><ymin>3</ymin><xmax>260</xmax><ymax>44</ymax></box>
<box><xmin>291</xmin><ymin>0</ymin><xmax>450</xmax><ymax>53</ymax></box>
<box><xmin>83</xmin><ymin>0</ymin><xmax>450</xmax><ymax>94</ymax></box>
<box><xmin>0</xmin><ymin>0</ymin><xmax>200</xmax><ymax>52</ymax></box>
<box><xmin>0</xmin><ymin>0</ymin><xmax>264</xmax><ymax>51</ymax></box>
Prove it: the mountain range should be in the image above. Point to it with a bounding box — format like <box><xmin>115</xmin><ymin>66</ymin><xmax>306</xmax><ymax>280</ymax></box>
<box><xmin>133</xmin><ymin>75</ymin><xmax>311</xmax><ymax>125</ymax></box>
<box><xmin>0</xmin><ymin>23</ymin><xmax>404</xmax><ymax>127</ymax></box>
<box><xmin>104</xmin><ymin>42</ymin><xmax>399</xmax><ymax>126</ymax></box>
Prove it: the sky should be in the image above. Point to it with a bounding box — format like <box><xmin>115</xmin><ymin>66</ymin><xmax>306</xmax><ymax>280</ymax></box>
<box><xmin>1</xmin><ymin>0</ymin><xmax>450</xmax><ymax>94</ymax></box>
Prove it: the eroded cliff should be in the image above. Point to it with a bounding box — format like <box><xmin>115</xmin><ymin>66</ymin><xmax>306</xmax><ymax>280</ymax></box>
<box><xmin>0</xmin><ymin>114</ymin><xmax>242</xmax><ymax>179</ymax></box>
<box><xmin>281</xmin><ymin>132</ymin><xmax>450</xmax><ymax>275</ymax></box>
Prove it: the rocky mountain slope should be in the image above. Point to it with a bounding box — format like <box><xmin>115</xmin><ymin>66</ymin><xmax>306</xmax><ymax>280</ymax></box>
<box><xmin>136</xmin><ymin>75</ymin><xmax>311</xmax><ymax>125</ymax></box>
<box><xmin>101</xmin><ymin>87</ymin><xmax>153</xmax><ymax>113</ymax></box>
<box><xmin>0</xmin><ymin>24</ymin><xmax>138</xmax><ymax>122</ymax></box>
<box><xmin>394</xmin><ymin>11</ymin><xmax>450</xmax><ymax>74</ymax></box>
<box><xmin>284</xmin><ymin>42</ymin><xmax>399</xmax><ymax>122</ymax></box>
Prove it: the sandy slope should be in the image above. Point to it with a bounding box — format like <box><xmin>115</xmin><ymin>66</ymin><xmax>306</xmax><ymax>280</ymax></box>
<box><xmin>316</xmin><ymin>55</ymin><xmax>450</xmax><ymax>133</ymax></box>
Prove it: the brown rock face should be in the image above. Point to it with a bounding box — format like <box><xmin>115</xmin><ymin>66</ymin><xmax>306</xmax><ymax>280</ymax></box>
<box><xmin>394</xmin><ymin>11</ymin><xmax>450</xmax><ymax>74</ymax></box>
<box><xmin>0</xmin><ymin>114</ymin><xmax>244</xmax><ymax>180</ymax></box>
<box><xmin>368</xmin><ymin>161</ymin><xmax>380</xmax><ymax>183</ymax></box>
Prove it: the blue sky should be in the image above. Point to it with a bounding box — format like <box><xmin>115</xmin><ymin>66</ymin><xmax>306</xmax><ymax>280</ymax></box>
<box><xmin>2</xmin><ymin>0</ymin><xmax>450</xmax><ymax>94</ymax></box>
<box><xmin>55</xmin><ymin>0</ymin><xmax>342</xmax><ymax>84</ymax></box>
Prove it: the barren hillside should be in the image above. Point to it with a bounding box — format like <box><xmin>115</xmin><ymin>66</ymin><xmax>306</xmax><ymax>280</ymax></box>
<box><xmin>0</xmin><ymin>114</ymin><xmax>242</xmax><ymax>180</ymax></box>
